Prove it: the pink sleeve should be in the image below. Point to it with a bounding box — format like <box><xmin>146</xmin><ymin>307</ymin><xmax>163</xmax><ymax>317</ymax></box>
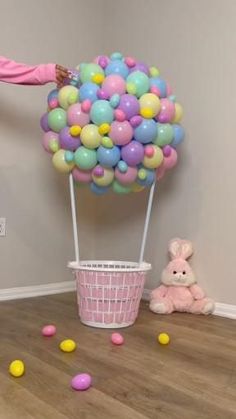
<box><xmin>0</xmin><ymin>56</ymin><xmax>56</xmax><ymax>85</ymax></box>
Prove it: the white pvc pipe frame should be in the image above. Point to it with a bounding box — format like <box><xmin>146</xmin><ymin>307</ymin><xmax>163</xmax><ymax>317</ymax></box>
<box><xmin>69</xmin><ymin>173</ymin><xmax>156</xmax><ymax>265</ymax></box>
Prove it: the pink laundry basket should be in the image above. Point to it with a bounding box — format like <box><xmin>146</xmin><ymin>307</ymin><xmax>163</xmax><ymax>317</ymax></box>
<box><xmin>68</xmin><ymin>260</ymin><xmax>151</xmax><ymax>328</ymax></box>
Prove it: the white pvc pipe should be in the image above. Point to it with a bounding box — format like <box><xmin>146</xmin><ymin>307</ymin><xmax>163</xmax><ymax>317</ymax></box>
<box><xmin>69</xmin><ymin>174</ymin><xmax>80</xmax><ymax>264</ymax></box>
<box><xmin>139</xmin><ymin>181</ymin><xmax>156</xmax><ymax>265</ymax></box>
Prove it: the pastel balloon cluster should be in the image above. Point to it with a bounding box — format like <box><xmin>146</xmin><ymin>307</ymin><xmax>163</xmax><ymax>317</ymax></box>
<box><xmin>41</xmin><ymin>52</ymin><xmax>184</xmax><ymax>194</ymax></box>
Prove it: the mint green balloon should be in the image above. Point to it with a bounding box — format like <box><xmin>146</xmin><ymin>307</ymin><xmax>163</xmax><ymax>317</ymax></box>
<box><xmin>80</xmin><ymin>63</ymin><xmax>104</xmax><ymax>83</ymax></box>
<box><xmin>90</xmin><ymin>100</ymin><xmax>114</xmax><ymax>125</ymax></box>
<box><xmin>48</xmin><ymin>108</ymin><xmax>67</xmax><ymax>133</ymax></box>
<box><xmin>126</xmin><ymin>71</ymin><xmax>150</xmax><ymax>98</ymax></box>
<box><xmin>74</xmin><ymin>146</ymin><xmax>97</xmax><ymax>170</ymax></box>
<box><xmin>154</xmin><ymin>123</ymin><xmax>174</xmax><ymax>147</ymax></box>
<box><xmin>112</xmin><ymin>180</ymin><xmax>131</xmax><ymax>194</ymax></box>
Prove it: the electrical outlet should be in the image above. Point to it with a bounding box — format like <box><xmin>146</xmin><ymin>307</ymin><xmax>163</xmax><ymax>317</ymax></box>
<box><xmin>0</xmin><ymin>218</ymin><xmax>6</xmax><ymax>236</ymax></box>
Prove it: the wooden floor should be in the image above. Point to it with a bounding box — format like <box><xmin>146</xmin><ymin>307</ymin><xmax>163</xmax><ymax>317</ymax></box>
<box><xmin>0</xmin><ymin>293</ymin><xmax>235</xmax><ymax>419</ymax></box>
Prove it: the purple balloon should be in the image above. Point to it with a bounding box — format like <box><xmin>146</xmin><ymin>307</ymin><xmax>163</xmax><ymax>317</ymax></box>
<box><xmin>118</xmin><ymin>94</ymin><xmax>140</xmax><ymax>120</ymax></box>
<box><xmin>121</xmin><ymin>141</ymin><xmax>144</xmax><ymax>166</ymax></box>
<box><xmin>130</xmin><ymin>62</ymin><xmax>149</xmax><ymax>75</ymax></box>
<box><xmin>40</xmin><ymin>113</ymin><xmax>50</xmax><ymax>132</ymax></box>
<box><xmin>59</xmin><ymin>127</ymin><xmax>81</xmax><ymax>151</ymax></box>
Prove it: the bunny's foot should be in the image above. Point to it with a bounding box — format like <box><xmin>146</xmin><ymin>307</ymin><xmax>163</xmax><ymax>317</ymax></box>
<box><xmin>189</xmin><ymin>298</ymin><xmax>214</xmax><ymax>315</ymax></box>
<box><xmin>149</xmin><ymin>297</ymin><xmax>174</xmax><ymax>314</ymax></box>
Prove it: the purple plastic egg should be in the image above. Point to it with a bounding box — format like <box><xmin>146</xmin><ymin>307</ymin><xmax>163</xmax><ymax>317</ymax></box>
<box><xmin>71</xmin><ymin>373</ymin><xmax>92</xmax><ymax>391</ymax></box>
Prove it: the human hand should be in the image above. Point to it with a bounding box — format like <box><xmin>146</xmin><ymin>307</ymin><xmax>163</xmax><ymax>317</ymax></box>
<box><xmin>55</xmin><ymin>64</ymin><xmax>70</xmax><ymax>88</ymax></box>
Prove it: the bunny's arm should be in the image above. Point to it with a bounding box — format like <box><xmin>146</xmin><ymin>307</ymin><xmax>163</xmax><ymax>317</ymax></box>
<box><xmin>151</xmin><ymin>284</ymin><xmax>168</xmax><ymax>300</ymax></box>
<box><xmin>189</xmin><ymin>284</ymin><xmax>205</xmax><ymax>300</ymax></box>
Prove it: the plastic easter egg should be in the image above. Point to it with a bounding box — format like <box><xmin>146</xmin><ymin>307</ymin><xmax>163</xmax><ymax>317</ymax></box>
<box><xmin>42</xmin><ymin>131</ymin><xmax>59</xmax><ymax>154</ymax></box>
<box><xmin>59</xmin><ymin>127</ymin><xmax>81</xmax><ymax>151</ymax></box>
<box><xmin>139</xmin><ymin>93</ymin><xmax>161</xmax><ymax>118</ymax></box>
<box><xmin>172</xmin><ymin>103</ymin><xmax>183</xmax><ymax>123</ymax></box>
<box><xmin>58</xmin><ymin>86</ymin><xmax>79</xmax><ymax>110</ymax></box>
<box><xmin>74</xmin><ymin>146</ymin><xmax>97</xmax><ymax>170</ymax></box>
<box><xmin>154</xmin><ymin>123</ymin><xmax>174</xmax><ymax>147</ymax></box>
<box><xmin>158</xmin><ymin>333</ymin><xmax>170</xmax><ymax>345</ymax></box>
<box><xmin>97</xmin><ymin>145</ymin><xmax>120</xmax><ymax>167</ymax></box>
<box><xmin>118</xmin><ymin>94</ymin><xmax>140</xmax><ymax>120</ymax></box>
<box><xmin>110</xmin><ymin>94</ymin><xmax>120</xmax><ymax>108</ymax></box>
<box><xmin>67</xmin><ymin>103</ymin><xmax>90</xmax><ymax>127</ymax></box>
<box><xmin>134</xmin><ymin>119</ymin><xmax>157</xmax><ymax>144</ymax></box>
<box><xmin>52</xmin><ymin>150</ymin><xmax>75</xmax><ymax>173</ymax></box>
<box><xmin>115</xmin><ymin>166</ymin><xmax>138</xmax><ymax>185</ymax></box>
<box><xmin>59</xmin><ymin>339</ymin><xmax>77</xmax><ymax>352</ymax></box>
<box><xmin>79</xmin><ymin>82</ymin><xmax>99</xmax><ymax>103</ymax></box>
<box><xmin>71</xmin><ymin>373</ymin><xmax>92</xmax><ymax>391</ymax></box>
<box><xmin>172</xmin><ymin>124</ymin><xmax>185</xmax><ymax>147</ymax></box>
<box><xmin>101</xmin><ymin>136</ymin><xmax>113</xmax><ymax>148</ymax></box>
<box><xmin>92</xmin><ymin>167</ymin><xmax>114</xmax><ymax>186</ymax></box>
<box><xmin>9</xmin><ymin>360</ymin><xmax>25</xmax><ymax>377</ymax></box>
<box><xmin>143</xmin><ymin>145</ymin><xmax>163</xmax><ymax>169</ymax></box>
<box><xmin>110</xmin><ymin>52</ymin><xmax>123</xmax><ymax>60</ymax></box>
<box><xmin>72</xmin><ymin>167</ymin><xmax>92</xmax><ymax>183</ymax></box>
<box><xmin>102</xmin><ymin>74</ymin><xmax>126</xmax><ymax>97</ymax></box>
<box><xmin>90</xmin><ymin>100</ymin><xmax>114</xmax><ymax>125</ymax></box>
<box><xmin>111</xmin><ymin>332</ymin><xmax>124</xmax><ymax>345</ymax></box>
<box><xmin>42</xmin><ymin>324</ymin><xmax>56</xmax><ymax>337</ymax></box>
<box><xmin>110</xmin><ymin>121</ymin><xmax>133</xmax><ymax>146</ymax></box>
<box><xmin>98</xmin><ymin>123</ymin><xmax>110</xmax><ymax>135</ymax></box>
<box><xmin>137</xmin><ymin>168</ymin><xmax>155</xmax><ymax>186</ymax></box>
<box><xmin>80</xmin><ymin>63</ymin><xmax>104</xmax><ymax>83</ymax></box>
<box><xmin>48</xmin><ymin>108</ymin><xmax>67</xmax><ymax>133</ymax></box>
<box><xmin>121</xmin><ymin>141</ymin><xmax>144</xmax><ymax>166</ymax></box>
<box><xmin>105</xmin><ymin>60</ymin><xmax>129</xmax><ymax>78</ymax></box>
<box><xmin>126</xmin><ymin>71</ymin><xmax>150</xmax><ymax>98</ymax></box>
<box><xmin>80</xmin><ymin>124</ymin><xmax>102</xmax><ymax>149</ymax></box>
<box><xmin>149</xmin><ymin>66</ymin><xmax>160</xmax><ymax>77</ymax></box>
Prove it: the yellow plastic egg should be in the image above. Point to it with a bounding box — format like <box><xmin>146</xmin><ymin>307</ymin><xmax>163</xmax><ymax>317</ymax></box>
<box><xmin>59</xmin><ymin>339</ymin><xmax>77</xmax><ymax>353</ymax></box>
<box><xmin>70</xmin><ymin>125</ymin><xmax>82</xmax><ymax>137</ymax></box>
<box><xmin>98</xmin><ymin>123</ymin><xmax>110</xmax><ymax>135</ymax></box>
<box><xmin>92</xmin><ymin>73</ymin><xmax>105</xmax><ymax>84</ymax></box>
<box><xmin>149</xmin><ymin>66</ymin><xmax>160</xmax><ymax>77</ymax></box>
<box><xmin>9</xmin><ymin>360</ymin><xmax>25</xmax><ymax>377</ymax></box>
<box><xmin>158</xmin><ymin>333</ymin><xmax>170</xmax><ymax>345</ymax></box>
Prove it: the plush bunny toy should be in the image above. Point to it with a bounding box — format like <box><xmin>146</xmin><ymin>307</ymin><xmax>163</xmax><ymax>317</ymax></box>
<box><xmin>149</xmin><ymin>238</ymin><xmax>214</xmax><ymax>315</ymax></box>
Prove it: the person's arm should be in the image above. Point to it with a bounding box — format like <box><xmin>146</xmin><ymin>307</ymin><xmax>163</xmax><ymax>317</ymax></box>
<box><xmin>0</xmin><ymin>56</ymin><xmax>69</xmax><ymax>86</ymax></box>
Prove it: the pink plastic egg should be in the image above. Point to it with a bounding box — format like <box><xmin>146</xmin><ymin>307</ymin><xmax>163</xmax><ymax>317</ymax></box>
<box><xmin>111</xmin><ymin>332</ymin><xmax>124</xmax><ymax>345</ymax></box>
<box><xmin>71</xmin><ymin>373</ymin><xmax>92</xmax><ymax>391</ymax></box>
<box><xmin>42</xmin><ymin>324</ymin><xmax>56</xmax><ymax>337</ymax></box>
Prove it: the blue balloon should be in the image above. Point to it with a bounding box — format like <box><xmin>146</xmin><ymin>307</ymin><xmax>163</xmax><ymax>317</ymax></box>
<box><xmin>150</xmin><ymin>77</ymin><xmax>167</xmax><ymax>97</ymax></box>
<box><xmin>47</xmin><ymin>89</ymin><xmax>58</xmax><ymax>103</ymax></box>
<box><xmin>97</xmin><ymin>146</ymin><xmax>120</xmax><ymax>167</ymax></box>
<box><xmin>172</xmin><ymin>124</ymin><xmax>185</xmax><ymax>147</ymax></box>
<box><xmin>137</xmin><ymin>168</ymin><xmax>155</xmax><ymax>186</ymax></box>
<box><xmin>90</xmin><ymin>182</ymin><xmax>109</xmax><ymax>195</ymax></box>
<box><xmin>79</xmin><ymin>82</ymin><xmax>99</xmax><ymax>103</ymax></box>
<box><xmin>134</xmin><ymin>119</ymin><xmax>157</xmax><ymax>143</ymax></box>
<box><xmin>105</xmin><ymin>60</ymin><xmax>129</xmax><ymax>78</ymax></box>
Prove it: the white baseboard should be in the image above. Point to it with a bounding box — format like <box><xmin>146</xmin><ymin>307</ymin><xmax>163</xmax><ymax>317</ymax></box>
<box><xmin>0</xmin><ymin>280</ymin><xmax>76</xmax><ymax>302</ymax></box>
<box><xmin>142</xmin><ymin>288</ymin><xmax>236</xmax><ymax>320</ymax></box>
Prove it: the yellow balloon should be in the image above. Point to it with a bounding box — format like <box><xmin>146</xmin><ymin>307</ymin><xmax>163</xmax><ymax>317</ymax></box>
<box><xmin>98</xmin><ymin>123</ymin><xmax>110</xmax><ymax>135</ymax></box>
<box><xmin>70</xmin><ymin>125</ymin><xmax>81</xmax><ymax>136</ymax></box>
<box><xmin>92</xmin><ymin>168</ymin><xmax>114</xmax><ymax>186</ymax></box>
<box><xmin>81</xmin><ymin>124</ymin><xmax>102</xmax><ymax>149</ymax></box>
<box><xmin>139</xmin><ymin>93</ymin><xmax>161</xmax><ymax>118</ymax></box>
<box><xmin>9</xmin><ymin>360</ymin><xmax>25</xmax><ymax>377</ymax></box>
<box><xmin>171</xmin><ymin>103</ymin><xmax>183</xmax><ymax>123</ymax></box>
<box><xmin>143</xmin><ymin>145</ymin><xmax>163</xmax><ymax>169</ymax></box>
<box><xmin>59</xmin><ymin>339</ymin><xmax>77</xmax><ymax>353</ymax></box>
<box><xmin>52</xmin><ymin>150</ymin><xmax>75</xmax><ymax>173</ymax></box>
<box><xmin>58</xmin><ymin>86</ymin><xmax>79</xmax><ymax>110</ymax></box>
<box><xmin>131</xmin><ymin>183</ymin><xmax>145</xmax><ymax>192</ymax></box>
<box><xmin>92</xmin><ymin>73</ymin><xmax>105</xmax><ymax>84</ymax></box>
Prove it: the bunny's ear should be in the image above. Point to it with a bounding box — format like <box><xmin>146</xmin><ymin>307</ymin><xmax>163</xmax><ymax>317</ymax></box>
<box><xmin>179</xmin><ymin>240</ymin><xmax>193</xmax><ymax>260</ymax></box>
<box><xmin>168</xmin><ymin>238</ymin><xmax>182</xmax><ymax>259</ymax></box>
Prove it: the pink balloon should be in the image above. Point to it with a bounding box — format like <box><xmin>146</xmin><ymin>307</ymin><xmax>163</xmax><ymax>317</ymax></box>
<box><xmin>115</xmin><ymin>166</ymin><xmax>138</xmax><ymax>185</ymax></box>
<box><xmin>42</xmin><ymin>131</ymin><xmax>59</xmax><ymax>154</ymax></box>
<box><xmin>102</xmin><ymin>75</ymin><xmax>126</xmax><ymax>97</ymax></box>
<box><xmin>157</xmin><ymin>99</ymin><xmax>175</xmax><ymax>123</ymax></box>
<box><xmin>67</xmin><ymin>103</ymin><xmax>90</xmax><ymax>127</ymax></box>
<box><xmin>72</xmin><ymin>167</ymin><xmax>92</xmax><ymax>183</ymax></box>
<box><xmin>110</xmin><ymin>121</ymin><xmax>133</xmax><ymax>146</ymax></box>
